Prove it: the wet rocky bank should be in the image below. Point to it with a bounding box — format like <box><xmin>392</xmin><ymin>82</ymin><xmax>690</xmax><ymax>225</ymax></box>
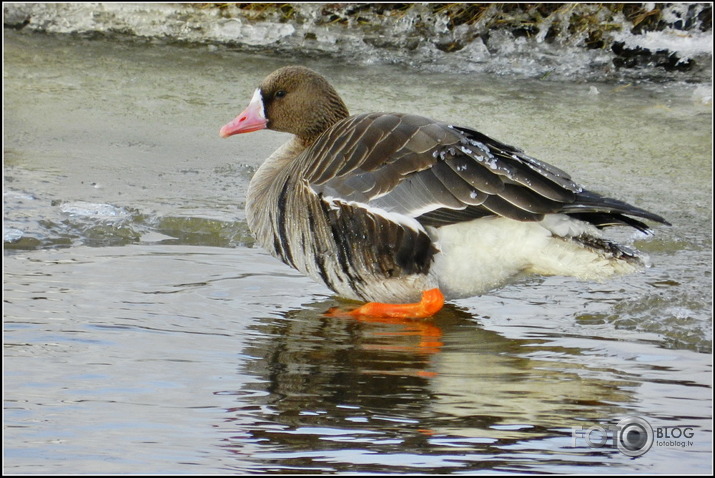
<box><xmin>3</xmin><ymin>3</ymin><xmax>712</xmax><ymax>81</ymax></box>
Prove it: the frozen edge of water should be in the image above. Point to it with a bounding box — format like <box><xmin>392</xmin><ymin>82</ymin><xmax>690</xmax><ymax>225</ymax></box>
<box><xmin>4</xmin><ymin>2</ymin><xmax>712</xmax><ymax>82</ymax></box>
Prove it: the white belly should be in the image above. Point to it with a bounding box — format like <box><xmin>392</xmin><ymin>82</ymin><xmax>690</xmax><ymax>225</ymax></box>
<box><xmin>431</xmin><ymin>215</ymin><xmax>641</xmax><ymax>300</ymax></box>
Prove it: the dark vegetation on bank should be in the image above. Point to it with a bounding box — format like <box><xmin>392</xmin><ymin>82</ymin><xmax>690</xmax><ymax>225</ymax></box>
<box><xmin>4</xmin><ymin>3</ymin><xmax>712</xmax><ymax>78</ymax></box>
<box><xmin>209</xmin><ymin>3</ymin><xmax>712</xmax><ymax>72</ymax></box>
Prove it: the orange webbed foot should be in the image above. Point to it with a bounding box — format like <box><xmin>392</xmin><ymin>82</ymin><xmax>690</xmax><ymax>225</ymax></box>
<box><xmin>326</xmin><ymin>288</ymin><xmax>445</xmax><ymax>319</ymax></box>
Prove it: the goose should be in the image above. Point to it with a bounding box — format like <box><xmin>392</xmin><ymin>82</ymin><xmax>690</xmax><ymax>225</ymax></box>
<box><xmin>220</xmin><ymin>66</ymin><xmax>669</xmax><ymax>319</ymax></box>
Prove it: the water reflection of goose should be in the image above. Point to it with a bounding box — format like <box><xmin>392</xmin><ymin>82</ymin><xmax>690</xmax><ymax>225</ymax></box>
<box><xmin>229</xmin><ymin>302</ymin><xmax>635</xmax><ymax>471</ymax></box>
<box><xmin>221</xmin><ymin>66</ymin><xmax>669</xmax><ymax>319</ymax></box>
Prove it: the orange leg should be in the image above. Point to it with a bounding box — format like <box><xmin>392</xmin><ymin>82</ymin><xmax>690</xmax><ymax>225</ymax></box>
<box><xmin>327</xmin><ymin>288</ymin><xmax>445</xmax><ymax>319</ymax></box>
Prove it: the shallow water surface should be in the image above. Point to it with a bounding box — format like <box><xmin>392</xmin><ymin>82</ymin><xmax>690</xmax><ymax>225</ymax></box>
<box><xmin>3</xmin><ymin>30</ymin><xmax>712</xmax><ymax>474</ymax></box>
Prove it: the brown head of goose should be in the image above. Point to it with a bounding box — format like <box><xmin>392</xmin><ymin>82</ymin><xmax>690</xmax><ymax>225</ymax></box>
<box><xmin>220</xmin><ymin>65</ymin><xmax>669</xmax><ymax>318</ymax></box>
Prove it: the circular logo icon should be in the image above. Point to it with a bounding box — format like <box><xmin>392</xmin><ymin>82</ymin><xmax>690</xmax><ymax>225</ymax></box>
<box><xmin>616</xmin><ymin>416</ymin><xmax>654</xmax><ymax>457</ymax></box>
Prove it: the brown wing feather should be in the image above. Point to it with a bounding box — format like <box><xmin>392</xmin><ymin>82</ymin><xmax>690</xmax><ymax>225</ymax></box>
<box><xmin>304</xmin><ymin>113</ymin><xmax>668</xmax><ymax>229</ymax></box>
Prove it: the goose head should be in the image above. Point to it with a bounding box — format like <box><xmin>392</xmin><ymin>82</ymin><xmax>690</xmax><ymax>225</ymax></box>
<box><xmin>220</xmin><ymin>66</ymin><xmax>350</xmax><ymax>145</ymax></box>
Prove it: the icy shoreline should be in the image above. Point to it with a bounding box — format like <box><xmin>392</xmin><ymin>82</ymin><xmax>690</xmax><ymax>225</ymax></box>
<box><xmin>3</xmin><ymin>2</ymin><xmax>712</xmax><ymax>81</ymax></box>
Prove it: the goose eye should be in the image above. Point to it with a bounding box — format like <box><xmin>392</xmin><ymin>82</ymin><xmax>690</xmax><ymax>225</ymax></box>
<box><xmin>275</xmin><ymin>90</ymin><xmax>287</xmax><ymax>99</ymax></box>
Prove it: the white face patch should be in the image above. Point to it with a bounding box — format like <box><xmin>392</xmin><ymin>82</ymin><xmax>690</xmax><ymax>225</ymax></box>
<box><xmin>251</xmin><ymin>88</ymin><xmax>266</xmax><ymax>120</ymax></box>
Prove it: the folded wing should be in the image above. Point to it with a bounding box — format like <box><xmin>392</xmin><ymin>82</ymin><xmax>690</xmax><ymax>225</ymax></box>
<box><xmin>306</xmin><ymin>113</ymin><xmax>669</xmax><ymax>232</ymax></box>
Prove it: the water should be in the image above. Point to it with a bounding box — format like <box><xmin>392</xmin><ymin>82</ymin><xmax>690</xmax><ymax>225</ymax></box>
<box><xmin>3</xmin><ymin>30</ymin><xmax>712</xmax><ymax>474</ymax></box>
